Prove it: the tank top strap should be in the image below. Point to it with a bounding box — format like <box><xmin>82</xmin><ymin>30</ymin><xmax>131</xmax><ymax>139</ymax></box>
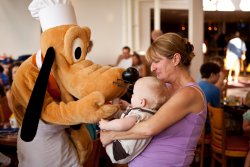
<box><xmin>180</xmin><ymin>82</ymin><xmax>207</xmax><ymax>108</ymax></box>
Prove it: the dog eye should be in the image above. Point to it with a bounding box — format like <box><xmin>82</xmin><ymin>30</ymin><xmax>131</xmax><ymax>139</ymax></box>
<box><xmin>74</xmin><ymin>47</ymin><xmax>82</xmax><ymax>60</ymax></box>
<box><xmin>72</xmin><ymin>38</ymin><xmax>83</xmax><ymax>62</ymax></box>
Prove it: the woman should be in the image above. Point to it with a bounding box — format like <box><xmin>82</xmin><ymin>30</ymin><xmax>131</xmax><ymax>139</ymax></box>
<box><xmin>132</xmin><ymin>52</ymin><xmax>148</xmax><ymax>77</ymax></box>
<box><xmin>100</xmin><ymin>32</ymin><xmax>207</xmax><ymax>166</ymax></box>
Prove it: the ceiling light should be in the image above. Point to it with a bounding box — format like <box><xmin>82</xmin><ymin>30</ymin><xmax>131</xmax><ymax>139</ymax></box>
<box><xmin>239</xmin><ymin>0</ymin><xmax>250</xmax><ymax>11</ymax></box>
<box><xmin>217</xmin><ymin>0</ymin><xmax>235</xmax><ymax>11</ymax></box>
<box><xmin>203</xmin><ymin>0</ymin><xmax>235</xmax><ymax>11</ymax></box>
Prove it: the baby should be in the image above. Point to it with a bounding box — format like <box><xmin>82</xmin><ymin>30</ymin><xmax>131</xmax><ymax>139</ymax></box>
<box><xmin>99</xmin><ymin>76</ymin><xmax>169</xmax><ymax>164</ymax></box>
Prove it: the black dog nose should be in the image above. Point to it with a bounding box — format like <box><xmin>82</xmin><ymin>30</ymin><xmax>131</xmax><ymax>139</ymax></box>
<box><xmin>122</xmin><ymin>67</ymin><xmax>139</xmax><ymax>84</ymax></box>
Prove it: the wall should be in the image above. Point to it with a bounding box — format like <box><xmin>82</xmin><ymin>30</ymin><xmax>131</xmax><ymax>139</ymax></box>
<box><xmin>0</xmin><ymin>0</ymin><xmax>40</xmax><ymax>58</ymax></box>
<box><xmin>0</xmin><ymin>0</ymin><xmax>125</xmax><ymax>65</ymax></box>
<box><xmin>0</xmin><ymin>0</ymin><xmax>203</xmax><ymax>78</ymax></box>
<box><xmin>73</xmin><ymin>0</ymin><xmax>124</xmax><ymax>65</ymax></box>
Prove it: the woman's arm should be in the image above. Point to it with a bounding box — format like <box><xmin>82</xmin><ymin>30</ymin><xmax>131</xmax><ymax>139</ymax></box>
<box><xmin>99</xmin><ymin>116</ymin><xmax>137</xmax><ymax>131</ymax></box>
<box><xmin>100</xmin><ymin>87</ymin><xmax>204</xmax><ymax>146</ymax></box>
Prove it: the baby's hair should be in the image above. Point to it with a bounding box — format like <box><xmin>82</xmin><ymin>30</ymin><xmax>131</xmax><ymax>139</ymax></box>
<box><xmin>136</xmin><ymin>76</ymin><xmax>168</xmax><ymax>110</ymax></box>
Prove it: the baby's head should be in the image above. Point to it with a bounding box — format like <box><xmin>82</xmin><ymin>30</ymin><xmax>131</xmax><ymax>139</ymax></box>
<box><xmin>131</xmin><ymin>76</ymin><xmax>169</xmax><ymax>110</ymax></box>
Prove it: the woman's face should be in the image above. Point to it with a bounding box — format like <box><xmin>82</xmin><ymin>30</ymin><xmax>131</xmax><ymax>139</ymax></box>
<box><xmin>132</xmin><ymin>56</ymin><xmax>139</xmax><ymax>65</ymax></box>
<box><xmin>150</xmin><ymin>54</ymin><xmax>174</xmax><ymax>82</ymax></box>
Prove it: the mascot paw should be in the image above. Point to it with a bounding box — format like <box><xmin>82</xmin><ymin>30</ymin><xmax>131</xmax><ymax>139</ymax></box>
<box><xmin>97</xmin><ymin>103</ymin><xmax>120</xmax><ymax>120</ymax></box>
<box><xmin>80</xmin><ymin>91</ymin><xmax>120</xmax><ymax>122</ymax></box>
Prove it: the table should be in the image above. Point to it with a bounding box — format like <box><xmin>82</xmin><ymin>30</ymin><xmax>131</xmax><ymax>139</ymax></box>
<box><xmin>223</xmin><ymin>104</ymin><xmax>249</xmax><ymax>135</ymax></box>
<box><xmin>223</xmin><ymin>104</ymin><xmax>248</xmax><ymax>116</ymax></box>
<box><xmin>0</xmin><ymin>133</ymin><xmax>17</xmax><ymax>146</ymax></box>
<box><xmin>0</xmin><ymin>131</ymin><xmax>18</xmax><ymax>166</ymax></box>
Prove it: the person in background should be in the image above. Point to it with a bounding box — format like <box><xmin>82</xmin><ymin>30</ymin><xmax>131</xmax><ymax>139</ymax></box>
<box><xmin>1</xmin><ymin>58</ymin><xmax>12</xmax><ymax>91</ymax></box>
<box><xmin>10</xmin><ymin>62</ymin><xmax>21</xmax><ymax>84</ymax></box>
<box><xmin>208</xmin><ymin>56</ymin><xmax>227</xmax><ymax>96</ymax></box>
<box><xmin>198</xmin><ymin>62</ymin><xmax>221</xmax><ymax>107</ymax></box>
<box><xmin>99</xmin><ymin>76</ymin><xmax>169</xmax><ymax>164</ymax></box>
<box><xmin>225</xmin><ymin>31</ymin><xmax>247</xmax><ymax>83</ymax></box>
<box><xmin>132</xmin><ymin>52</ymin><xmax>147</xmax><ymax>77</ymax></box>
<box><xmin>198</xmin><ymin>62</ymin><xmax>221</xmax><ymax>135</ymax></box>
<box><xmin>116</xmin><ymin>46</ymin><xmax>133</xmax><ymax>69</ymax></box>
<box><xmin>87</xmin><ymin>40</ymin><xmax>93</xmax><ymax>53</ymax></box>
<box><xmin>151</xmin><ymin>29</ymin><xmax>163</xmax><ymax>41</ymax></box>
<box><xmin>0</xmin><ymin>65</ymin><xmax>9</xmax><ymax>93</ymax></box>
<box><xmin>100</xmin><ymin>32</ymin><xmax>207</xmax><ymax>167</ymax></box>
<box><xmin>6</xmin><ymin>62</ymin><xmax>21</xmax><ymax>113</ymax></box>
<box><xmin>85</xmin><ymin>40</ymin><xmax>94</xmax><ymax>61</ymax></box>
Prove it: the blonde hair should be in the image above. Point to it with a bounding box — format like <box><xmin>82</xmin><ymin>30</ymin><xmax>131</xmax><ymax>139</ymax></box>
<box><xmin>136</xmin><ymin>76</ymin><xmax>168</xmax><ymax>110</ymax></box>
<box><xmin>146</xmin><ymin>32</ymin><xmax>195</xmax><ymax>67</ymax></box>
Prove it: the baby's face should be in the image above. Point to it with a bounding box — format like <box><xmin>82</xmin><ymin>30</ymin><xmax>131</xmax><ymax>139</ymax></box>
<box><xmin>131</xmin><ymin>85</ymin><xmax>142</xmax><ymax>108</ymax></box>
<box><xmin>131</xmin><ymin>81</ymin><xmax>151</xmax><ymax>108</ymax></box>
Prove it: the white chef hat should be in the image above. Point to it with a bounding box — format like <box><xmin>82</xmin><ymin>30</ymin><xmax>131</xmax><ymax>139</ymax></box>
<box><xmin>28</xmin><ymin>0</ymin><xmax>77</xmax><ymax>31</ymax></box>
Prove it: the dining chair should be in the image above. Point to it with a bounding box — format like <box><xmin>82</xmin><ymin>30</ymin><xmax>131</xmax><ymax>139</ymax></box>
<box><xmin>208</xmin><ymin>104</ymin><xmax>249</xmax><ymax>167</ymax></box>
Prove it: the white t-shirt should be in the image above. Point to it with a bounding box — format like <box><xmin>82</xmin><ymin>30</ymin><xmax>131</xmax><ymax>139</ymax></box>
<box><xmin>117</xmin><ymin>58</ymin><xmax>133</xmax><ymax>69</ymax></box>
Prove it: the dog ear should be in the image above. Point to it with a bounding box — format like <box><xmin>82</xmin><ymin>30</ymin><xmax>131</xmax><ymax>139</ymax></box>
<box><xmin>21</xmin><ymin>47</ymin><xmax>55</xmax><ymax>142</ymax></box>
<box><xmin>82</xmin><ymin>26</ymin><xmax>91</xmax><ymax>41</ymax></box>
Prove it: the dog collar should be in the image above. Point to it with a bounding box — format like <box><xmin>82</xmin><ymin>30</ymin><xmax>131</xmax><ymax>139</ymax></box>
<box><xmin>32</xmin><ymin>50</ymin><xmax>61</xmax><ymax>101</ymax></box>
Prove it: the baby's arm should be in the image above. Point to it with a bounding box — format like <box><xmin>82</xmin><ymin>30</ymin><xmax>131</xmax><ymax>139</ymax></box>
<box><xmin>99</xmin><ymin>116</ymin><xmax>137</xmax><ymax>131</ymax></box>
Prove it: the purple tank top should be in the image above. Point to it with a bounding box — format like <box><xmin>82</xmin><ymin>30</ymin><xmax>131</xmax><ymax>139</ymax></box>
<box><xmin>129</xmin><ymin>82</ymin><xmax>207</xmax><ymax>167</ymax></box>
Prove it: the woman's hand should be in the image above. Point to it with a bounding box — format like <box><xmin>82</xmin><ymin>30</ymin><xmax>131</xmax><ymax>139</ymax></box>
<box><xmin>100</xmin><ymin>130</ymin><xmax>114</xmax><ymax>147</ymax></box>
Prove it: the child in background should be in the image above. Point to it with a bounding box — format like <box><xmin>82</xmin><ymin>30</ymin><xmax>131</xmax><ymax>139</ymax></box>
<box><xmin>208</xmin><ymin>56</ymin><xmax>227</xmax><ymax>92</ymax></box>
<box><xmin>198</xmin><ymin>62</ymin><xmax>221</xmax><ymax>135</ymax></box>
<box><xmin>99</xmin><ymin>76</ymin><xmax>169</xmax><ymax>164</ymax></box>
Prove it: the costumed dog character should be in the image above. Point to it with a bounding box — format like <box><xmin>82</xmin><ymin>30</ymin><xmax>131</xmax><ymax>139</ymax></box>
<box><xmin>10</xmin><ymin>0</ymin><xmax>138</xmax><ymax>166</ymax></box>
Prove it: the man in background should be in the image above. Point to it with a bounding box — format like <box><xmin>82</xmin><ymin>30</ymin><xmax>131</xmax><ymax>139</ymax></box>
<box><xmin>225</xmin><ymin>31</ymin><xmax>247</xmax><ymax>83</ymax></box>
<box><xmin>116</xmin><ymin>46</ymin><xmax>133</xmax><ymax>69</ymax></box>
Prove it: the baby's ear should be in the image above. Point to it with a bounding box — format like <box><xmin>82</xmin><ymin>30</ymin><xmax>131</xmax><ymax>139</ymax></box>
<box><xmin>140</xmin><ymin>98</ymin><xmax>146</xmax><ymax>107</ymax></box>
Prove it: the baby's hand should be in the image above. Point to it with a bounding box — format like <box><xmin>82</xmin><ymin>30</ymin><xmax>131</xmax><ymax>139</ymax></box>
<box><xmin>119</xmin><ymin>99</ymin><xmax>130</xmax><ymax>110</ymax></box>
<box><xmin>99</xmin><ymin>119</ymin><xmax>109</xmax><ymax>130</ymax></box>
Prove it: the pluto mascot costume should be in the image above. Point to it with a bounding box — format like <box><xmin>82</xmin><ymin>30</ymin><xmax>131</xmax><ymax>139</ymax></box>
<box><xmin>10</xmin><ymin>0</ymin><xmax>131</xmax><ymax>166</ymax></box>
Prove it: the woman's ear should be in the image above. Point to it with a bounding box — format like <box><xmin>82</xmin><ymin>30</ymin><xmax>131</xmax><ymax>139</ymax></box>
<box><xmin>172</xmin><ymin>53</ymin><xmax>181</xmax><ymax>66</ymax></box>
